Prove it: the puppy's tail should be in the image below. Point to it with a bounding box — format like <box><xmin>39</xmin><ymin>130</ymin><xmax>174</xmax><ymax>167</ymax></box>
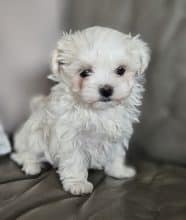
<box><xmin>30</xmin><ymin>95</ymin><xmax>46</xmax><ymax>112</ymax></box>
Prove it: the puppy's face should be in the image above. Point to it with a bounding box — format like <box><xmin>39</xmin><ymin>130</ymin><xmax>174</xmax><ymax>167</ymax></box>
<box><xmin>50</xmin><ymin>26</ymin><xmax>150</xmax><ymax>109</ymax></box>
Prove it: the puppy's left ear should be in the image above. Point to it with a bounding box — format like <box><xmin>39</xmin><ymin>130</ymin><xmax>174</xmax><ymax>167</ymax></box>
<box><xmin>132</xmin><ymin>36</ymin><xmax>151</xmax><ymax>75</ymax></box>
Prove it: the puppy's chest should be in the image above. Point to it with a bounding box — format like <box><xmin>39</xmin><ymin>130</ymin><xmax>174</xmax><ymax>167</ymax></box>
<box><xmin>78</xmin><ymin>111</ymin><xmax>125</xmax><ymax>143</ymax></box>
<box><xmin>78</xmin><ymin>124</ymin><xmax>113</xmax><ymax>163</ymax></box>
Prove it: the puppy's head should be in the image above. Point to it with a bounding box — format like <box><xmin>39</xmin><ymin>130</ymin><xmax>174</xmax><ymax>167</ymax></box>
<box><xmin>50</xmin><ymin>26</ymin><xmax>150</xmax><ymax>108</ymax></box>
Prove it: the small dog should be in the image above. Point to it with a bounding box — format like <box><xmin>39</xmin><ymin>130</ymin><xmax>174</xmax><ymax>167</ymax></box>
<box><xmin>11</xmin><ymin>26</ymin><xmax>150</xmax><ymax>195</ymax></box>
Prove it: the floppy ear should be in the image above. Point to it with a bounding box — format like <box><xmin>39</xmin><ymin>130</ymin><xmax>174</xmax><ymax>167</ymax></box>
<box><xmin>48</xmin><ymin>31</ymin><xmax>76</xmax><ymax>82</ymax></box>
<box><xmin>132</xmin><ymin>36</ymin><xmax>151</xmax><ymax>75</ymax></box>
<box><xmin>48</xmin><ymin>49</ymin><xmax>63</xmax><ymax>82</ymax></box>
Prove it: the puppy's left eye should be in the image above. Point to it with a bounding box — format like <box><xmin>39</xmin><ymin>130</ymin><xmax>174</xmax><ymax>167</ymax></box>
<box><xmin>115</xmin><ymin>66</ymin><xmax>126</xmax><ymax>76</ymax></box>
<box><xmin>80</xmin><ymin>69</ymin><xmax>92</xmax><ymax>78</ymax></box>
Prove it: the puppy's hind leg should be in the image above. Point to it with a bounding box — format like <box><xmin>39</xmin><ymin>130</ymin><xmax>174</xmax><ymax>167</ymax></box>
<box><xmin>105</xmin><ymin>157</ymin><xmax>136</xmax><ymax>179</ymax></box>
<box><xmin>104</xmin><ymin>145</ymin><xmax>136</xmax><ymax>179</ymax></box>
<box><xmin>11</xmin><ymin>152</ymin><xmax>42</xmax><ymax>175</ymax></box>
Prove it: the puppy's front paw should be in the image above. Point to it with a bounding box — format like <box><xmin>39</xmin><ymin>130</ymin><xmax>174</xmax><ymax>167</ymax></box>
<box><xmin>22</xmin><ymin>163</ymin><xmax>41</xmax><ymax>175</ymax></box>
<box><xmin>120</xmin><ymin>166</ymin><xmax>136</xmax><ymax>178</ymax></box>
<box><xmin>106</xmin><ymin>165</ymin><xmax>136</xmax><ymax>179</ymax></box>
<box><xmin>63</xmin><ymin>180</ymin><xmax>93</xmax><ymax>195</ymax></box>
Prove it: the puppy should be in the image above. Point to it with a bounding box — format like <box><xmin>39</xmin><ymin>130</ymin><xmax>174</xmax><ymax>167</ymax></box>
<box><xmin>11</xmin><ymin>26</ymin><xmax>150</xmax><ymax>195</ymax></box>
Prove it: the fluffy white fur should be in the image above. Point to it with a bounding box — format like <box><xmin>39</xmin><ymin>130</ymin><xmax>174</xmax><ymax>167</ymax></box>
<box><xmin>0</xmin><ymin>123</ymin><xmax>11</xmax><ymax>155</ymax></box>
<box><xmin>11</xmin><ymin>26</ymin><xmax>150</xmax><ymax>195</ymax></box>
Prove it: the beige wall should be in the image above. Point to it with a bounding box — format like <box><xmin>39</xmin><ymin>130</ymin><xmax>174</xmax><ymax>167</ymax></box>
<box><xmin>0</xmin><ymin>0</ymin><xmax>67</xmax><ymax>132</ymax></box>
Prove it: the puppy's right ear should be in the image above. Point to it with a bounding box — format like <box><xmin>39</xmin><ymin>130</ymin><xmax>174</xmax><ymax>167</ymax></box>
<box><xmin>48</xmin><ymin>49</ymin><xmax>63</xmax><ymax>82</ymax></box>
<box><xmin>48</xmin><ymin>31</ymin><xmax>82</xmax><ymax>82</ymax></box>
<box><xmin>48</xmin><ymin>32</ymin><xmax>73</xmax><ymax>82</ymax></box>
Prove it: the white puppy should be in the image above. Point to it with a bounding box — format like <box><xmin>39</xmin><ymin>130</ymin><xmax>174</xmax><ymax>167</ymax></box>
<box><xmin>11</xmin><ymin>26</ymin><xmax>150</xmax><ymax>195</ymax></box>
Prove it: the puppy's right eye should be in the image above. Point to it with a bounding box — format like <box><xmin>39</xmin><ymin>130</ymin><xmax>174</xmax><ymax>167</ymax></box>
<box><xmin>80</xmin><ymin>69</ymin><xmax>92</xmax><ymax>78</ymax></box>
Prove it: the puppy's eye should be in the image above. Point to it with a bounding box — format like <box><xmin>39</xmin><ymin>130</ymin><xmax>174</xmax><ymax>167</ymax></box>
<box><xmin>80</xmin><ymin>69</ymin><xmax>92</xmax><ymax>78</ymax></box>
<box><xmin>115</xmin><ymin>66</ymin><xmax>126</xmax><ymax>76</ymax></box>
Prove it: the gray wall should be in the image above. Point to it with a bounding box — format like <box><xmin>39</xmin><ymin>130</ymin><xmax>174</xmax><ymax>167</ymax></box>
<box><xmin>67</xmin><ymin>0</ymin><xmax>186</xmax><ymax>163</ymax></box>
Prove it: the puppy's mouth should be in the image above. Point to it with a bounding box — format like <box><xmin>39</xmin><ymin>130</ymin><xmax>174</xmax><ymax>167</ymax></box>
<box><xmin>99</xmin><ymin>97</ymin><xmax>112</xmax><ymax>102</ymax></box>
<box><xmin>85</xmin><ymin>97</ymin><xmax>123</xmax><ymax>108</ymax></box>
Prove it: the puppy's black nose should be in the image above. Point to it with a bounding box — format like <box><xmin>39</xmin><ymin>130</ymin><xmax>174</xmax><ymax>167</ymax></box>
<box><xmin>99</xmin><ymin>85</ymin><xmax>113</xmax><ymax>97</ymax></box>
